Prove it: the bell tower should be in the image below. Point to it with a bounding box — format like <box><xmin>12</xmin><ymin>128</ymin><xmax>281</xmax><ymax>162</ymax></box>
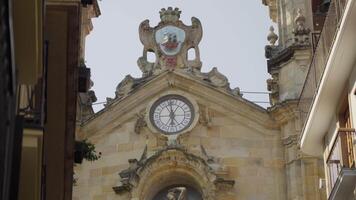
<box><xmin>263</xmin><ymin>1</ymin><xmax>326</xmax><ymax>200</ymax></box>
<box><xmin>265</xmin><ymin>7</ymin><xmax>312</xmax><ymax>105</ymax></box>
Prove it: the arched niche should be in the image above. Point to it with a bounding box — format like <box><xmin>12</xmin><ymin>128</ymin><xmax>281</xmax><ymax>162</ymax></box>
<box><xmin>130</xmin><ymin>148</ymin><xmax>217</xmax><ymax>200</ymax></box>
<box><xmin>187</xmin><ymin>47</ymin><xmax>197</xmax><ymax>61</ymax></box>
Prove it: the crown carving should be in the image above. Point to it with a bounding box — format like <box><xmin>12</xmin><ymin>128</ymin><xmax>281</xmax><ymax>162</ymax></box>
<box><xmin>159</xmin><ymin>7</ymin><xmax>181</xmax><ymax>22</ymax></box>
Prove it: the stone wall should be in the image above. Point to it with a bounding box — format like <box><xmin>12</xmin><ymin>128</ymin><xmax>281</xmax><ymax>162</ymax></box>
<box><xmin>73</xmin><ymin>85</ymin><xmax>285</xmax><ymax>200</ymax></box>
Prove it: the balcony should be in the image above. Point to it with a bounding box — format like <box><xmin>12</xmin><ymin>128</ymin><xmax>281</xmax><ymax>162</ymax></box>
<box><xmin>298</xmin><ymin>0</ymin><xmax>348</xmax><ymax>129</ymax></box>
<box><xmin>298</xmin><ymin>0</ymin><xmax>356</xmax><ymax>155</ymax></box>
<box><xmin>17</xmin><ymin>42</ymin><xmax>48</xmax><ymax>129</ymax></box>
<box><xmin>326</xmin><ymin>128</ymin><xmax>356</xmax><ymax>200</ymax></box>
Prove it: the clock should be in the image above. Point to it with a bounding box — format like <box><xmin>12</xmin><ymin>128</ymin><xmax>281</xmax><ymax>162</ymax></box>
<box><xmin>149</xmin><ymin>95</ymin><xmax>194</xmax><ymax>135</ymax></box>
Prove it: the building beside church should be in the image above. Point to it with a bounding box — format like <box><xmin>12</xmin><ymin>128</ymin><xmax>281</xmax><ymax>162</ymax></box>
<box><xmin>0</xmin><ymin>0</ymin><xmax>100</xmax><ymax>200</ymax></box>
<box><xmin>73</xmin><ymin>3</ymin><xmax>330</xmax><ymax>200</ymax></box>
<box><xmin>265</xmin><ymin>0</ymin><xmax>356</xmax><ymax>199</ymax></box>
<box><xmin>296</xmin><ymin>0</ymin><xmax>356</xmax><ymax>199</ymax></box>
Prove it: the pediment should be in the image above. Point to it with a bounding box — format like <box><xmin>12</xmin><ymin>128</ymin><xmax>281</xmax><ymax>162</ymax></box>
<box><xmin>82</xmin><ymin>70</ymin><xmax>277</xmax><ymax>137</ymax></box>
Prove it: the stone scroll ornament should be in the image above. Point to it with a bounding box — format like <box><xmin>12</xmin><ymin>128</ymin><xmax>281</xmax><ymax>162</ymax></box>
<box><xmin>113</xmin><ymin>144</ymin><xmax>235</xmax><ymax>199</ymax></box>
<box><xmin>138</xmin><ymin>7</ymin><xmax>203</xmax><ymax>76</ymax></box>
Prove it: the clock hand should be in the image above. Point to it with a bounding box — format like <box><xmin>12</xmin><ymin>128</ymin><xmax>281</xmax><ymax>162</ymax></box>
<box><xmin>165</xmin><ymin>119</ymin><xmax>171</xmax><ymax>126</ymax></box>
<box><xmin>169</xmin><ymin>111</ymin><xmax>175</xmax><ymax>126</ymax></box>
<box><xmin>173</xmin><ymin>105</ymin><xmax>179</xmax><ymax>113</ymax></box>
<box><xmin>168</xmin><ymin>100</ymin><xmax>175</xmax><ymax>126</ymax></box>
<box><xmin>169</xmin><ymin>100</ymin><xmax>174</xmax><ymax>113</ymax></box>
<box><xmin>173</xmin><ymin>118</ymin><xmax>179</xmax><ymax>125</ymax></box>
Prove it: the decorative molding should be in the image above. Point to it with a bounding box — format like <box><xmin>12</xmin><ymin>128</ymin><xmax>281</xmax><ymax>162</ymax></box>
<box><xmin>293</xmin><ymin>9</ymin><xmax>311</xmax><ymax>46</ymax></box>
<box><xmin>282</xmin><ymin>134</ymin><xmax>299</xmax><ymax>147</ymax></box>
<box><xmin>134</xmin><ymin>113</ymin><xmax>146</xmax><ymax>134</ymax></box>
<box><xmin>138</xmin><ymin>7</ymin><xmax>203</xmax><ymax>75</ymax></box>
<box><xmin>268</xmin><ymin>100</ymin><xmax>299</xmax><ymax>125</ymax></box>
<box><xmin>267</xmin><ymin>72</ymin><xmax>279</xmax><ymax>106</ymax></box>
<box><xmin>206</xmin><ymin>67</ymin><xmax>229</xmax><ymax>88</ymax></box>
<box><xmin>113</xmin><ymin>144</ymin><xmax>234</xmax><ymax>198</ymax></box>
<box><xmin>199</xmin><ymin>106</ymin><xmax>213</xmax><ymax>128</ymax></box>
<box><xmin>262</xmin><ymin>0</ymin><xmax>278</xmax><ymax>22</ymax></box>
<box><xmin>82</xmin><ymin>72</ymin><xmax>277</xmax><ymax>136</ymax></box>
<box><xmin>115</xmin><ymin>75</ymin><xmax>135</xmax><ymax>98</ymax></box>
<box><xmin>267</xmin><ymin>26</ymin><xmax>278</xmax><ymax>46</ymax></box>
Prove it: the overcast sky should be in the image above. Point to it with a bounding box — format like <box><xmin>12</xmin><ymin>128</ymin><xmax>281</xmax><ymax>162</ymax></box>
<box><xmin>86</xmin><ymin>1</ymin><xmax>274</xmax><ymax>111</ymax></box>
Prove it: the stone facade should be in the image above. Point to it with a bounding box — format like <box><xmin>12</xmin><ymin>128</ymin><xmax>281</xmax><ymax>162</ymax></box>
<box><xmin>264</xmin><ymin>0</ymin><xmax>326</xmax><ymax>200</ymax></box>
<box><xmin>74</xmin><ymin>70</ymin><xmax>287</xmax><ymax>200</ymax></box>
<box><xmin>73</xmin><ymin>6</ymin><xmax>326</xmax><ymax>200</ymax></box>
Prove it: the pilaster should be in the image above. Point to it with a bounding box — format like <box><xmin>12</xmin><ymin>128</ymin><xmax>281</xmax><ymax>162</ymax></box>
<box><xmin>269</xmin><ymin>102</ymin><xmax>326</xmax><ymax>200</ymax></box>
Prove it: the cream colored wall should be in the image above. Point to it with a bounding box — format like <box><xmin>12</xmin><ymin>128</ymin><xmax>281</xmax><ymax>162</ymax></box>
<box><xmin>73</xmin><ymin>88</ymin><xmax>285</xmax><ymax>200</ymax></box>
<box><xmin>321</xmin><ymin>62</ymin><xmax>356</xmax><ymax>197</ymax></box>
<box><xmin>73</xmin><ymin>72</ymin><xmax>326</xmax><ymax>200</ymax></box>
<box><xmin>348</xmin><ymin>63</ymin><xmax>356</xmax><ymax>129</ymax></box>
<box><xmin>270</xmin><ymin>103</ymin><xmax>326</xmax><ymax>200</ymax></box>
<box><xmin>18</xmin><ymin>129</ymin><xmax>43</xmax><ymax>200</ymax></box>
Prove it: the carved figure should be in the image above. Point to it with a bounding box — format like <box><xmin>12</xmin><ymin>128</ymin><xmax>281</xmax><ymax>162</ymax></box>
<box><xmin>267</xmin><ymin>26</ymin><xmax>278</xmax><ymax>46</ymax></box>
<box><xmin>207</xmin><ymin>67</ymin><xmax>229</xmax><ymax>88</ymax></box>
<box><xmin>166</xmin><ymin>187</ymin><xmax>187</xmax><ymax>200</ymax></box>
<box><xmin>115</xmin><ymin>75</ymin><xmax>135</xmax><ymax>98</ymax></box>
<box><xmin>293</xmin><ymin>9</ymin><xmax>310</xmax><ymax>46</ymax></box>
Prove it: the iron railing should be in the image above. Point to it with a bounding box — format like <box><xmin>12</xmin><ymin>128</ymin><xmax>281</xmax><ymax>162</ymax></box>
<box><xmin>326</xmin><ymin>128</ymin><xmax>356</xmax><ymax>194</ymax></box>
<box><xmin>298</xmin><ymin>0</ymin><xmax>348</xmax><ymax>129</ymax></box>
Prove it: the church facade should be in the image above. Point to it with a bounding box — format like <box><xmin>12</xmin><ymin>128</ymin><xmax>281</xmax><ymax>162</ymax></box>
<box><xmin>73</xmin><ymin>4</ymin><xmax>326</xmax><ymax>200</ymax></box>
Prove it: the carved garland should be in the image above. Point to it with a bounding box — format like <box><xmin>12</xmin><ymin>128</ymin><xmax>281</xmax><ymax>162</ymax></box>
<box><xmin>113</xmin><ymin>146</ymin><xmax>234</xmax><ymax>200</ymax></box>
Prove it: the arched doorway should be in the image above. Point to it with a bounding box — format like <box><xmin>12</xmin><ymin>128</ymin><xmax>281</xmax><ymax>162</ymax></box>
<box><xmin>137</xmin><ymin>168</ymin><xmax>209</xmax><ymax>200</ymax></box>
<box><xmin>130</xmin><ymin>148</ymin><xmax>217</xmax><ymax>200</ymax></box>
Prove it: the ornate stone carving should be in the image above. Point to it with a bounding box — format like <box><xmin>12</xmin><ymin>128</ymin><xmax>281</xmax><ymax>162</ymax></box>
<box><xmin>262</xmin><ymin>0</ymin><xmax>278</xmax><ymax>22</ymax></box>
<box><xmin>134</xmin><ymin>113</ymin><xmax>147</xmax><ymax>134</ymax></box>
<box><xmin>138</xmin><ymin>7</ymin><xmax>203</xmax><ymax>76</ymax></box>
<box><xmin>103</xmin><ymin>97</ymin><xmax>114</xmax><ymax>107</ymax></box>
<box><xmin>199</xmin><ymin>106</ymin><xmax>213</xmax><ymax>128</ymax></box>
<box><xmin>206</xmin><ymin>67</ymin><xmax>229</xmax><ymax>88</ymax></box>
<box><xmin>115</xmin><ymin>75</ymin><xmax>135</xmax><ymax>98</ymax></box>
<box><xmin>293</xmin><ymin>9</ymin><xmax>310</xmax><ymax>46</ymax></box>
<box><xmin>137</xmin><ymin>55</ymin><xmax>154</xmax><ymax>77</ymax></box>
<box><xmin>231</xmin><ymin>87</ymin><xmax>243</xmax><ymax>97</ymax></box>
<box><xmin>214</xmin><ymin>178</ymin><xmax>236</xmax><ymax>190</ymax></box>
<box><xmin>166</xmin><ymin>187</ymin><xmax>187</xmax><ymax>200</ymax></box>
<box><xmin>113</xmin><ymin>144</ymin><xmax>234</xmax><ymax>199</ymax></box>
<box><xmin>159</xmin><ymin>7</ymin><xmax>181</xmax><ymax>23</ymax></box>
<box><xmin>87</xmin><ymin>90</ymin><xmax>97</xmax><ymax>104</ymax></box>
<box><xmin>267</xmin><ymin>26</ymin><xmax>278</xmax><ymax>46</ymax></box>
<box><xmin>282</xmin><ymin>134</ymin><xmax>299</xmax><ymax>147</ymax></box>
<box><xmin>267</xmin><ymin>72</ymin><xmax>279</xmax><ymax>105</ymax></box>
<box><xmin>113</xmin><ymin>75</ymin><xmax>151</xmax><ymax>101</ymax></box>
<box><xmin>113</xmin><ymin>145</ymin><xmax>148</xmax><ymax>194</ymax></box>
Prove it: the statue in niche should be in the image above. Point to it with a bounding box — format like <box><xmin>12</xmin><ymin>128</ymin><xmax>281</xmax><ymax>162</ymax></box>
<box><xmin>166</xmin><ymin>187</ymin><xmax>187</xmax><ymax>200</ymax></box>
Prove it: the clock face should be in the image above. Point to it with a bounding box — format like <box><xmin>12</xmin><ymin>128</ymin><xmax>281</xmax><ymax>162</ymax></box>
<box><xmin>150</xmin><ymin>95</ymin><xmax>194</xmax><ymax>135</ymax></box>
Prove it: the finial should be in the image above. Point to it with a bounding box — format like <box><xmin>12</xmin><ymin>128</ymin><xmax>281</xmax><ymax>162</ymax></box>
<box><xmin>295</xmin><ymin>8</ymin><xmax>306</xmax><ymax>25</ymax></box>
<box><xmin>159</xmin><ymin>7</ymin><xmax>181</xmax><ymax>22</ymax></box>
<box><xmin>293</xmin><ymin>8</ymin><xmax>310</xmax><ymax>44</ymax></box>
<box><xmin>267</xmin><ymin>26</ymin><xmax>278</xmax><ymax>46</ymax></box>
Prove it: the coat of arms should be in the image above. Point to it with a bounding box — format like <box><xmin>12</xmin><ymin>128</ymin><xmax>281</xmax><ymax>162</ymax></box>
<box><xmin>155</xmin><ymin>26</ymin><xmax>186</xmax><ymax>56</ymax></box>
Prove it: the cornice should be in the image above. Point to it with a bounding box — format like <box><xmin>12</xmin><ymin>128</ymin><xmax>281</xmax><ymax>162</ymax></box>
<box><xmin>268</xmin><ymin>100</ymin><xmax>300</xmax><ymax>125</ymax></box>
